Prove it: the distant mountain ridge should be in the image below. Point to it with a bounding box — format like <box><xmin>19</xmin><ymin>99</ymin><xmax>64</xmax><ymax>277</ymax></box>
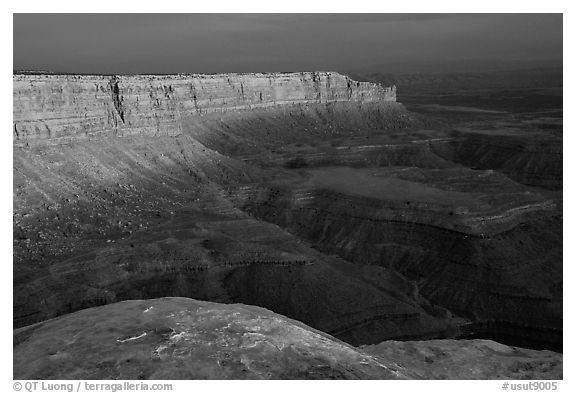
<box><xmin>349</xmin><ymin>67</ymin><xmax>562</xmax><ymax>93</ymax></box>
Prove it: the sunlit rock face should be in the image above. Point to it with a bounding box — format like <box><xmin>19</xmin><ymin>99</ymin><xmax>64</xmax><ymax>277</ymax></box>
<box><xmin>13</xmin><ymin>72</ymin><xmax>396</xmax><ymax>142</ymax></box>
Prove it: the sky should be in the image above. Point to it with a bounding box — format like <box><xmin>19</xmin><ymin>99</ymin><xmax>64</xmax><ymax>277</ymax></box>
<box><xmin>13</xmin><ymin>14</ymin><xmax>563</xmax><ymax>74</ymax></box>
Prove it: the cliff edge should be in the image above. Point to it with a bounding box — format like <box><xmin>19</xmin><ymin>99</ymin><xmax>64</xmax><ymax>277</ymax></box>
<box><xmin>13</xmin><ymin>72</ymin><xmax>396</xmax><ymax>141</ymax></box>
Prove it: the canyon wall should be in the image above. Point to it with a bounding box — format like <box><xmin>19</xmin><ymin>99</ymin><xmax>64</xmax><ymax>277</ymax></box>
<box><xmin>13</xmin><ymin>72</ymin><xmax>396</xmax><ymax>142</ymax></box>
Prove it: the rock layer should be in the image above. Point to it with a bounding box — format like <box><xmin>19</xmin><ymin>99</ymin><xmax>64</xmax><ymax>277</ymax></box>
<box><xmin>236</xmin><ymin>173</ymin><xmax>562</xmax><ymax>350</ymax></box>
<box><xmin>13</xmin><ymin>72</ymin><xmax>396</xmax><ymax>142</ymax></box>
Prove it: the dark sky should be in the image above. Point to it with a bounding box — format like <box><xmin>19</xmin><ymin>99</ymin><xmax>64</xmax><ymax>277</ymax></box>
<box><xmin>13</xmin><ymin>14</ymin><xmax>562</xmax><ymax>74</ymax></box>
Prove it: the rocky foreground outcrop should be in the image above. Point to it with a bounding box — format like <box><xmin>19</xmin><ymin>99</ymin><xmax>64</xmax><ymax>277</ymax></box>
<box><xmin>13</xmin><ymin>298</ymin><xmax>561</xmax><ymax>380</ymax></box>
<box><xmin>363</xmin><ymin>339</ymin><xmax>562</xmax><ymax>380</ymax></box>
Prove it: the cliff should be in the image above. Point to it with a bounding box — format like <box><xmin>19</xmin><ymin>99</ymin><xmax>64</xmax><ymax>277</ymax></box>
<box><xmin>13</xmin><ymin>72</ymin><xmax>396</xmax><ymax>142</ymax></box>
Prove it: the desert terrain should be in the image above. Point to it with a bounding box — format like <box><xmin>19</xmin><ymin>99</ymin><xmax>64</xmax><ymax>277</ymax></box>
<box><xmin>13</xmin><ymin>69</ymin><xmax>562</xmax><ymax>378</ymax></box>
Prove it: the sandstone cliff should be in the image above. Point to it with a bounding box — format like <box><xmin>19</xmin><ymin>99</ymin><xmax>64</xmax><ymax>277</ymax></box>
<box><xmin>13</xmin><ymin>72</ymin><xmax>396</xmax><ymax>142</ymax></box>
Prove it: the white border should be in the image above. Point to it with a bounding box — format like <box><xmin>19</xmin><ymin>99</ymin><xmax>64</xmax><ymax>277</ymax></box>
<box><xmin>3</xmin><ymin>3</ymin><xmax>572</xmax><ymax>391</ymax></box>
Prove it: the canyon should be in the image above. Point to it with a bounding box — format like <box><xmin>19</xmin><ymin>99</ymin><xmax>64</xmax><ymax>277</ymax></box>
<box><xmin>13</xmin><ymin>70</ymin><xmax>562</xmax><ymax>379</ymax></box>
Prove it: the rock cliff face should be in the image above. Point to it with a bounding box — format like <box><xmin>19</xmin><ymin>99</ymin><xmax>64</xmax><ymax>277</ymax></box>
<box><xmin>13</xmin><ymin>72</ymin><xmax>396</xmax><ymax>142</ymax></box>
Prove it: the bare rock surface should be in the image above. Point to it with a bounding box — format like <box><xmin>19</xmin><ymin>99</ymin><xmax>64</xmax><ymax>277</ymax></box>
<box><xmin>14</xmin><ymin>297</ymin><xmax>561</xmax><ymax>380</ymax></box>
<box><xmin>13</xmin><ymin>297</ymin><xmax>415</xmax><ymax>380</ymax></box>
<box><xmin>363</xmin><ymin>339</ymin><xmax>562</xmax><ymax>380</ymax></box>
